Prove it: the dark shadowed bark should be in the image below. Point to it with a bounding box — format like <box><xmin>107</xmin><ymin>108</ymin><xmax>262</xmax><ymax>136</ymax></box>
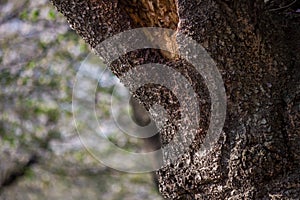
<box><xmin>50</xmin><ymin>0</ymin><xmax>299</xmax><ymax>199</ymax></box>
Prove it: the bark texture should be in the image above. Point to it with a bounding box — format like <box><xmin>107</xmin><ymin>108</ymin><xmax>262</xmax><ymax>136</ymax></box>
<box><xmin>50</xmin><ymin>0</ymin><xmax>299</xmax><ymax>199</ymax></box>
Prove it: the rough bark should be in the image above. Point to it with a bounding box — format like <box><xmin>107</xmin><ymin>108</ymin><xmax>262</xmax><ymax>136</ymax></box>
<box><xmin>50</xmin><ymin>0</ymin><xmax>299</xmax><ymax>199</ymax></box>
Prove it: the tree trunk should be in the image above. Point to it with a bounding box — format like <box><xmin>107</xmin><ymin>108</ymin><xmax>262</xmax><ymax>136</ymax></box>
<box><xmin>51</xmin><ymin>0</ymin><xmax>299</xmax><ymax>199</ymax></box>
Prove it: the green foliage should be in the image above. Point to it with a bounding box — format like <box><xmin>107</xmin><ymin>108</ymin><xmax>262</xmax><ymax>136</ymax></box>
<box><xmin>20</xmin><ymin>9</ymin><xmax>40</xmax><ymax>22</ymax></box>
<box><xmin>19</xmin><ymin>10</ymin><xmax>29</xmax><ymax>20</ymax></box>
<box><xmin>31</xmin><ymin>9</ymin><xmax>39</xmax><ymax>22</ymax></box>
<box><xmin>48</xmin><ymin>9</ymin><xmax>57</xmax><ymax>20</ymax></box>
<box><xmin>0</xmin><ymin>69</ymin><xmax>17</xmax><ymax>84</ymax></box>
<box><xmin>27</xmin><ymin>61</ymin><xmax>36</xmax><ymax>69</ymax></box>
<box><xmin>24</xmin><ymin>168</ymin><xmax>36</xmax><ymax>180</ymax></box>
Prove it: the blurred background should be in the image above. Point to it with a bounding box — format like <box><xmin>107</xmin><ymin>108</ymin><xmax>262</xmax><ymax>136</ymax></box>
<box><xmin>0</xmin><ymin>0</ymin><xmax>162</xmax><ymax>199</ymax></box>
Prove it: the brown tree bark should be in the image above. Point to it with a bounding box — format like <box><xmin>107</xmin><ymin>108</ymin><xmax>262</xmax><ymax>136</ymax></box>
<box><xmin>51</xmin><ymin>0</ymin><xmax>299</xmax><ymax>199</ymax></box>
